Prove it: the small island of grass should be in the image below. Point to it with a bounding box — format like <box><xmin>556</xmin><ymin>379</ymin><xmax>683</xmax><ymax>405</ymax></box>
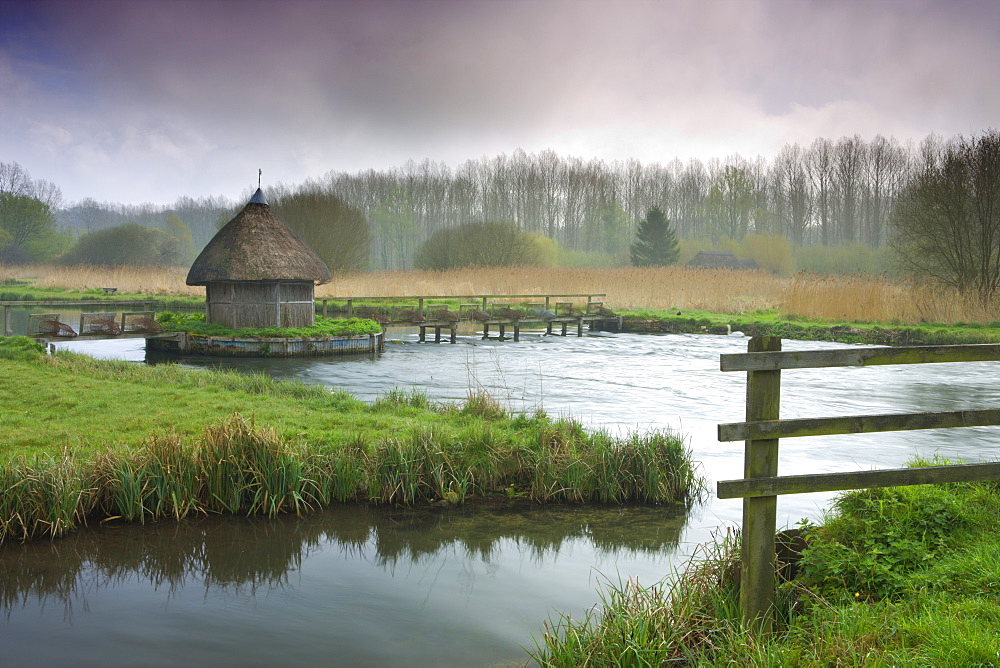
<box><xmin>155</xmin><ymin>311</ymin><xmax>382</xmax><ymax>338</ymax></box>
<box><xmin>149</xmin><ymin>312</ymin><xmax>384</xmax><ymax>357</ymax></box>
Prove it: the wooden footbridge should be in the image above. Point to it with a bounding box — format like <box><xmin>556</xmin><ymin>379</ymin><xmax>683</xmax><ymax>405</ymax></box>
<box><xmin>5</xmin><ymin>293</ymin><xmax>619</xmax><ymax>346</ymax></box>
<box><xmin>316</xmin><ymin>293</ymin><xmax>619</xmax><ymax>343</ymax></box>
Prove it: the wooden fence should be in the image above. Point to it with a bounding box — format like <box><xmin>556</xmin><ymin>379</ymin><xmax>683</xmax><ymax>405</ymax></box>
<box><xmin>717</xmin><ymin>336</ymin><xmax>1000</xmax><ymax>630</ymax></box>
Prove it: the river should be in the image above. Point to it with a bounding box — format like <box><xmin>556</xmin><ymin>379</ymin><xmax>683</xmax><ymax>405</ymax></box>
<box><xmin>3</xmin><ymin>328</ymin><xmax>1000</xmax><ymax>666</ymax></box>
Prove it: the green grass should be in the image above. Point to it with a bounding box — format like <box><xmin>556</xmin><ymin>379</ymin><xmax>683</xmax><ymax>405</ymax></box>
<box><xmin>155</xmin><ymin>311</ymin><xmax>382</xmax><ymax>337</ymax></box>
<box><xmin>532</xmin><ymin>458</ymin><xmax>1000</xmax><ymax>666</ymax></box>
<box><xmin>622</xmin><ymin>308</ymin><xmax>1000</xmax><ymax>346</ymax></box>
<box><xmin>0</xmin><ymin>336</ymin><xmax>701</xmax><ymax>541</ymax></box>
<box><xmin>0</xmin><ymin>283</ymin><xmax>203</xmax><ymax>308</ymax></box>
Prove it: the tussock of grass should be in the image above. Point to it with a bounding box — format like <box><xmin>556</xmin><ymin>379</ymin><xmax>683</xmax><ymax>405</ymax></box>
<box><xmin>0</xmin><ymin>336</ymin><xmax>46</xmax><ymax>361</ymax></box>
<box><xmin>533</xmin><ymin>463</ymin><xmax>1000</xmax><ymax>665</ymax></box>
<box><xmin>532</xmin><ymin>532</ymin><xmax>742</xmax><ymax>665</ymax></box>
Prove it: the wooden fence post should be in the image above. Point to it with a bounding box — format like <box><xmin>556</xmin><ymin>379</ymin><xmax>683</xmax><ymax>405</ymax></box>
<box><xmin>741</xmin><ymin>336</ymin><xmax>781</xmax><ymax>631</ymax></box>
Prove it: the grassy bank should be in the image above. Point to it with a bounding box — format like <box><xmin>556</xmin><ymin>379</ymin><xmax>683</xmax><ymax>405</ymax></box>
<box><xmin>620</xmin><ymin>308</ymin><xmax>1000</xmax><ymax>346</ymax></box>
<box><xmin>0</xmin><ymin>337</ymin><xmax>701</xmax><ymax>542</ymax></box>
<box><xmin>534</xmin><ymin>464</ymin><xmax>1000</xmax><ymax>665</ymax></box>
<box><xmin>0</xmin><ymin>277</ymin><xmax>202</xmax><ymax>312</ymax></box>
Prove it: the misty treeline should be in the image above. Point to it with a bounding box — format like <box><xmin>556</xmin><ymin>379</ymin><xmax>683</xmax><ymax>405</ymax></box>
<box><xmin>325</xmin><ymin>134</ymin><xmax>915</xmax><ymax>270</ymax></box>
<box><xmin>0</xmin><ymin>159</ymin><xmax>231</xmax><ymax>267</ymax></box>
<box><xmin>3</xmin><ymin>131</ymin><xmax>996</xmax><ymax>286</ymax></box>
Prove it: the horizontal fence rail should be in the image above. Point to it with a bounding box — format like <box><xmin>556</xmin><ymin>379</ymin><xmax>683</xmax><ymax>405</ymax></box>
<box><xmin>720</xmin><ymin>343</ymin><xmax>1000</xmax><ymax>372</ymax></box>
<box><xmin>718</xmin><ymin>337</ymin><xmax>1000</xmax><ymax>632</ymax></box>
<box><xmin>718</xmin><ymin>461</ymin><xmax>1000</xmax><ymax>499</ymax></box>
<box><xmin>719</xmin><ymin>407</ymin><xmax>1000</xmax><ymax>442</ymax></box>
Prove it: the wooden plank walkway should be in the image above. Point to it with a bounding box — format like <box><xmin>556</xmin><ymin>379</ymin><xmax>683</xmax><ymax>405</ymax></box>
<box><xmin>317</xmin><ymin>293</ymin><xmax>618</xmax><ymax>343</ymax></box>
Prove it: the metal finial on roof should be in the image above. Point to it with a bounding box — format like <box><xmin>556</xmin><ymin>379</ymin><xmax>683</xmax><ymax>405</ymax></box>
<box><xmin>248</xmin><ymin>170</ymin><xmax>267</xmax><ymax>205</ymax></box>
<box><xmin>249</xmin><ymin>187</ymin><xmax>267</xmax><ymax>205</ymax></box>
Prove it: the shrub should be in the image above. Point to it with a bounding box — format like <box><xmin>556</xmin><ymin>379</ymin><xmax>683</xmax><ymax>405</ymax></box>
<box><xmin>414</xmin><ymin>221</ymin><xmax>553</xmax><ymax>270</ymax></box>
<box><xmin>58</xmin><ymin>223</ymin><xmax>185</xmax><ymax>267</ymax></box>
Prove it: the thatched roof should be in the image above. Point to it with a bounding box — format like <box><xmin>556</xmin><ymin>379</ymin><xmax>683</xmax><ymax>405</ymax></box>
<box><xmin>687</xmin><ymin>250</ymin><xmax>743</xmax><ymax>269</ymax></box>
<box><xmin>186</xmin><ymin>188</ymin><xmax>332</xmax><ymax>286</ymax></box>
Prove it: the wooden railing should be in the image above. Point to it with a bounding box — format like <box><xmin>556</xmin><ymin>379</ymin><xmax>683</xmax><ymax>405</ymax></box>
<box><xmin>717</xmin><ymin>336</ymin><xmax>1000</xmax><ymax>630</ymax></box>
<box><xmin>316</xmin><ymin>293</ymin><xmax>606</xmax><ymax>318</ymax></box>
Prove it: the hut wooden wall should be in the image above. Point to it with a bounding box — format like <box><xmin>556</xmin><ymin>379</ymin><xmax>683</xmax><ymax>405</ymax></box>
<box><xmin>206</xmin><ymin>281</ymin><xmax>316</xmax><ymax>329</ymax></box>
<box><xmin>278</xmin><ymin>282</ymin><xmax>315</xmax><ymax>328</ymax></box>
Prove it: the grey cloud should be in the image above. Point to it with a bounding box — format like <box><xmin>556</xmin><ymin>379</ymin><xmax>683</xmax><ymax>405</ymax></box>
<box><xmin>2</xmin><ymin>0</ymin><xmax>998</xmax><ymax>204</ymax></box>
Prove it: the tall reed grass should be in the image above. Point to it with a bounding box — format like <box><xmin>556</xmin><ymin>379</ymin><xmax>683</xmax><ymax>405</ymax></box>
<box><xmin>532</xmin><ymin>531</ymin><xmax>744</xmax><ymax>665</ymax></box>
<box><xmin>323</xmin><ymin>266</ymin><xmax>1000</xmax><ymax>323</ymax></box>
<box><xmin>0</xmin><ymin>412</ymin><xmax>700</xmax><ymax>543</ymax></box>
<box><xmin>1</xmin><ymin>263</ymin><xmax>198</xmax><ymax>296</ymax></box>
<box><xmin>6</xmin><ymin>262</ymin><xmax>997</xmax><ymax>324</ymax></box>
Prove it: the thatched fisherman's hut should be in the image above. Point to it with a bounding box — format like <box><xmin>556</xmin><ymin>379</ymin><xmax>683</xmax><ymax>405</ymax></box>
<box><xmin>687</xmin><ymin>250</ymin><xmax>755</xmax><ymax>269</ymax></box>
<box><xmin>186</xmin><ymin>188</ymin><xmax>331</xmax><ymax>329</ymax></box>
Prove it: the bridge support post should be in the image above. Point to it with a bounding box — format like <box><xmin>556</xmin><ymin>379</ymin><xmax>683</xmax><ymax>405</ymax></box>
<box><xmin>499</xmin><ymin>324</ymin><xmax>506</xmax><ymax>340</ymax></box>
<box><xmin>577</xmin><ymin>318</ymin><xmax>583</xmax><ymax>336</ymax></box>
<box><xmin>419</xmin><ymin>326</ymin><xmax>426</xmax><ymax>342</ymax></box>
<box><xmin>514</xmin><ymin>323</ymin><xmax>520</xmax><ymax>341</ymax></box>
<box><xmin>482</xmin><ymin>324</ymin><xmax>489</xmax><ymax>340</ymax></box>
<box><xmin>561</xmin><ymin>323</ymin><xmax>568</xmax><ymax>336</ymax></box>
<box><xmin>450</xmin><ymin>325</ymin><xmax>457</xmax><ymax>343</ymax></box>
<box><xmin>434</xmin><ymin>326</ymin><xmax>442</xmax><ymax>343</ymax></box>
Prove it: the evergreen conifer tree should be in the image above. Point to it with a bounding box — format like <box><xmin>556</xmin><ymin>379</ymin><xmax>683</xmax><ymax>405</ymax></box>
<box><xmin>630</xmin><ymin>206</ymin><xmax>679</xmax><ymax>266</ymax></box>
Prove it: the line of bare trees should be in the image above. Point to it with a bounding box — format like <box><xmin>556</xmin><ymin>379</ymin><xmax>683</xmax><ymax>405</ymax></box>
<box><xmin>320</xmin><ymin>134</ymin><xmax>916</xmax><ymax>269</ymax></box>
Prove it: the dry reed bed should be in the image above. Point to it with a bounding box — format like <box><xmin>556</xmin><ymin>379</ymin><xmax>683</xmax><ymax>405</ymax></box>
<box><xmin>4</xmin><ymin>263</ymin><xmax>997</xmax><ymax>324</ymax></box>
<box><xmin>3</xmin><ymin>263</ymin><xmax>199</xmax><ymax>296</ymax></box>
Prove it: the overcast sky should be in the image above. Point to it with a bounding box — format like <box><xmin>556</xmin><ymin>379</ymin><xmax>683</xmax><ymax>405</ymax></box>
<box><xmin>2</xmin><ymin>0</ymin><xmax>998</xmax><ymax>206</ymax></box>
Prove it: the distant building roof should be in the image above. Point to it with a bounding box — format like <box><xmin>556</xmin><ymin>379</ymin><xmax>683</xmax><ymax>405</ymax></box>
<box><xmin>186</xmin><ymin>188</ymin><xmax>332</xmax><ymax>286</ymax></box>
<box><xmin>687</xmin><ymin>250</ymin><xmax>743</xmax><ymax>269</ymax></box>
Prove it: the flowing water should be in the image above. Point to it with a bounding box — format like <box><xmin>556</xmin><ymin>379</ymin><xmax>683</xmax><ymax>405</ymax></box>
<box><xmin>5</xmin><ymin>328</ymin><xmax>1000</xmax><ymax>665</ymax></box>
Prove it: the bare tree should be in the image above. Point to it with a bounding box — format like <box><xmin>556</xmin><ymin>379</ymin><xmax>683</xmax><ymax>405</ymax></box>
<box><xmin>890</xmin><ymin>130</ymin><xmax>1000</xmax><ymax>301</ymax></box>
<box><xmin>270</xmin><ymin>185</ymin><xmax>370</xmax><ymax>274</ymax></box>
<box><xmin>806</xmin><ymin>138</ymin><xmax>836</xmax><ymax>245</ymax></box>
<box><xmin>862</xmin><ymin>135</ymin><xmax>910</xmax><ymax>247</ymax></box>
<box><xmin>770</xmin><ymin>144</ymin><xmax>812</xmax><ymax>244</ymax></box>
<box><xmin>0</xmin><ymin>162</ymin><xmax>62</xmax><ymax>259</ymax></box>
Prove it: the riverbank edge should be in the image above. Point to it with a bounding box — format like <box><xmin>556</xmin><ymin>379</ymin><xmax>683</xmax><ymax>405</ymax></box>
<box><xmin>0</xmin><ymin>338</ymin><xmax>703</xmax><ymax>543</ymax></box>
<box><xmin>618</xmin><ymin>312</ymin><xmax>1000</xmax><ymax>345</ymax></box>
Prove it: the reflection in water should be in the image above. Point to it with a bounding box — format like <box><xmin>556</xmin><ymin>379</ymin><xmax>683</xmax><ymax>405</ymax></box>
<box><xmin>0</xmin><ymin>503</ymin><xmax>686</xmax><ymax>667</ymax></box>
